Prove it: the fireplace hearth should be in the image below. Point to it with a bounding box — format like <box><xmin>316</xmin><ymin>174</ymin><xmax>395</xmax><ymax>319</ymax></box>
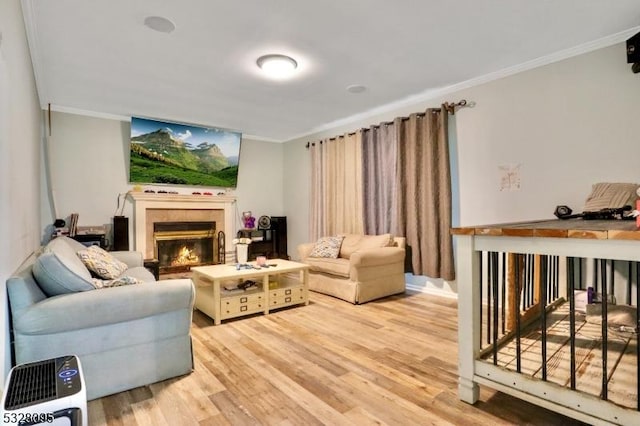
<box><xmin>154</xmin><ymin>221</ymin><xmax>216</xmax><ymax>274</ymax></box>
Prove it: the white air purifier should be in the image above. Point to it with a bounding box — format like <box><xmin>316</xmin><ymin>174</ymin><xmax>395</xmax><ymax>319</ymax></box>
<box><xmin>1</xmin><ymin>355</ymin><xmax>87</xmax><ymax>426</ymax></box>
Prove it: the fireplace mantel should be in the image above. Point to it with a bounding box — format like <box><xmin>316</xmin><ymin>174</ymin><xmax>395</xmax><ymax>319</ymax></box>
<box><xmin>127</xmin><ymin>192</ymin><xmax>236</xmax><ymax>262</ymax></box>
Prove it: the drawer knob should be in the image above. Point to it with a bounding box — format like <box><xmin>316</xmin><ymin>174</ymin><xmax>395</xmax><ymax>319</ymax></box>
<box><xmin>240</xmin><ymin>297</ymin><xmax>248</xmax><ymax>303</ymax></box>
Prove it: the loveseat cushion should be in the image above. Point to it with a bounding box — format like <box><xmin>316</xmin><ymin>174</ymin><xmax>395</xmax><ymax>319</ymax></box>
<box><xmin>304</xmin><ymin>257</ymin><xmax>350</xmax><ymax>278</ymax></box>
<box><xmin>309</xmin><ymin>235</ymin><xmax>345</xmax><ymax>258</ymax></box>
<box><xmin>32</xmin><ymin>237</ymin><xmax>95</xmax><ymax>297</ymax></box>
<box><xmin>339</xmin><ymin>234</ymin><xmax>393</xmax><ymax>259</ymax></box>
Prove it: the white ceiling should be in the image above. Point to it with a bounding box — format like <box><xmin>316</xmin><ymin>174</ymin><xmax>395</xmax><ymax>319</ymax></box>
<box><xmin>22</xmin><ymin>0</ymin><xmax>640</xmax><ymax>141</ymax></box>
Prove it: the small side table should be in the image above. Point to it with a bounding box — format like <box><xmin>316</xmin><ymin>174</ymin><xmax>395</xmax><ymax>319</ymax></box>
<box><xmin>143</xmin><ymin>259</ymin><xmax>160</xmax><ymax>280</ymax></box>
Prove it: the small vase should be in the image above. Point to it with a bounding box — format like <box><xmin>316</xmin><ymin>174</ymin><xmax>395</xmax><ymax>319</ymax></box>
<box><xmin>236</xmin><ymin>244</ymin><xmax>248</xmax><ymax>264</ymax></box>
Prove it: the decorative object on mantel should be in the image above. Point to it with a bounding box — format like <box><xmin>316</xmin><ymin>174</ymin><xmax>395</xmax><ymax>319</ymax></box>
<box><xmin>232</xmin><ymin>237</ymin><xmax>252</xmax><ymax>264</ymax></box>
<box><xmin>242</xmin><ymin>211</ymin><xmax>256</xmax><ymax>229</ymax></box>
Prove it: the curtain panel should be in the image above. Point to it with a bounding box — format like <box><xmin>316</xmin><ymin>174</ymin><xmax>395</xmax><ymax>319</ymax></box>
<box><xmin>308</xmin><ymin>132</ymin><xmax>364</xmax><ymax>241</ymax></box>
<box><xmin>362</xmin><ymin>123</ymin><xmax>398</xmax><ymax>235</ymax></box>
<box><xmin>395</xmin><ymin>108</ymin><xmax>454</xmax><ymax>280</ymax></box>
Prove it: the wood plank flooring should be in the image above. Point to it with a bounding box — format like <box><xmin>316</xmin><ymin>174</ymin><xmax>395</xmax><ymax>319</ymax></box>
<box><xmin>88</xmin><ymin>291</ymin><xmax>585</xmax><ymax>425</ymax></box>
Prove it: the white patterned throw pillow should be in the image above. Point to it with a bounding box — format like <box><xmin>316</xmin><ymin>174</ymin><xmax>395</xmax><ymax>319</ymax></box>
<box><xmin>91</xmin><ymin>275</ymin><xmax>143</xmax><ymax>289</ymax></box>
<box><xmin>309</xmin><ymin>235</ymin><xmax>345</xmax><ymax>258</ymax></box>
<box><xmin>77</xmin><ymin>245</ymin><xmax>128</xmax><ymax>279</ymax></box>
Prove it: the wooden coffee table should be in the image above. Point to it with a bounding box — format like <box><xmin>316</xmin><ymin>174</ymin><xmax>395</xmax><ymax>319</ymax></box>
<box><xmin>191</xmin><ymin>259</ymin><xmax>309</xmax><ymax>325</ymax></box>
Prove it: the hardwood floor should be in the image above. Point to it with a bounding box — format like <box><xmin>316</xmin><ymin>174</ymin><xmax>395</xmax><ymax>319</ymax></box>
<box><xmin>89</xmin><ymin>291</ymin><xmax>585</xmax><ymax>425</ymax></box>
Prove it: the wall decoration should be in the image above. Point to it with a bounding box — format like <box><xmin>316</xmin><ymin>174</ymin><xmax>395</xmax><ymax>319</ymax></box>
<box><xmin>499</xmin><ymin>164</ymin><xmax>522</xmax><ymax>192</ymax></box>
<box><xmin>129</xmin><ymin>117</ymin><xmax>242</xmax><ymax>188</ymax></box>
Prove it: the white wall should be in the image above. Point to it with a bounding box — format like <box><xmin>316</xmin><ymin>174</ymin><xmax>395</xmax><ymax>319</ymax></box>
<box><xmin>283</xmin><ymin>42</ymin><xmax>640</xmax><ymax>294</ymax></box>
<box><xmin>0</xmin><ymin>0</ymin><xmax>43</xmax><ymax>385</ymax></box>
<box><xmin>46</xmin><ymin>111</ymin><xmax>285</xmax><ymax>250</ymax></box>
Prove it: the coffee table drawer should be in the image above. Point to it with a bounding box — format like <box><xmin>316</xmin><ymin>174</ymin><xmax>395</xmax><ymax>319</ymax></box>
<box><xmin>222</xmin><ymin>293</ymin><xmax>265</xmax><ymax>316</ymax></box>
<box><xmin>270</xmin><ymin>286</ymin><xmax>305</xmax><ymax>307</ymax></box>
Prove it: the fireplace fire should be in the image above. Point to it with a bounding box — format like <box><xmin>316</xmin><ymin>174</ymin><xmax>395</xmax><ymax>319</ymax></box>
<box><xmin>153</xmin><ymin>221</ymin><xmax>216</xmax><ymax>274</ymax></box>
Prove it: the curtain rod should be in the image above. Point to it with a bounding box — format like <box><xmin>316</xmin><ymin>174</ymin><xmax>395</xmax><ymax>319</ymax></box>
<box><xmin>305</xmin><ymin>99</ymin><xmax>471</xmax><ymax>148</ymax></box>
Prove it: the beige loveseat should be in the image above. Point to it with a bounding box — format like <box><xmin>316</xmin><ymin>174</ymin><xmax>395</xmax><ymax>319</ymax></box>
<box><xmin>298</xmin><ymin>234</ymin><xmax>406</xmax><ymax>304</ymax></box>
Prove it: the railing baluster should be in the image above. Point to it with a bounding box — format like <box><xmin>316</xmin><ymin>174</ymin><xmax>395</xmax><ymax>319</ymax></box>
<box><xmin>594</xmin><ymin>258</ymin><xmax>599</xmax><ymax>293</ymax></box>
<box><xmin>627</xmin><ymin>261</ymin><xmax>633</xmax><ymax>306</ymax></box>
<box><xmin>610</xmin><ymin>259</ymin><xmax>615</xmax><ymax>297</ymax></box>
<box><xmin>515</xmin><ymin>253</ymin><xmax>522</xmax><ymax>374</ymax></box>
<box><xmin>568</xmin><ymin>257</ymin><xmax>576</xmax><ymax>390</ymax></box>
<box><xmin>634</xmin><ymin>262</ymin><xmax>640</xmax><ymax>411</ymax></box>
<box><xmin>529</xmin><ymin>254</ymin><xmax>534</xmax><ymax>308</ymax></box>
<box><xmin>479</xmin><ymin>251</ymin><xmax>483</xmax><ymax>349</ymax></box>
<box><xmin>553</xmin><ymin>256</ymin><xmax>560</xmax><ymax>300</ymax></box>
<box><xmin>492</xmin><ymin>252</ymin><xmax>499</xmax><ymax>365</ymax></box>
<box><xmin>501</xmin><ymin>252</ymin><xmax>506</xmax><ymax>335</ymax></box>
<box><xmin>540</xmin><ymin>255</ymin><xmax>547</xmax><ymax>381</ymax></box>
<box><xmin>600</xmin><ymin>258</ymin><xmax>608</xmax><ymax>401</ymax></box>
<box><xmin>578</xmin><ymin>258</ymin><xmax>583</xmax><ymax>290</ymax></box>
<box><xmin>487</xmin><ymin>252</ymin><xmax>492</xmax><ymax>345</ymax></box>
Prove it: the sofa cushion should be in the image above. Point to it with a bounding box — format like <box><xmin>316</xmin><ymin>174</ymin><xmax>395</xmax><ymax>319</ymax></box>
<box><xmin>339</xmin><ymin>234</ymin><xmax>393</xmax><ymax>259</ymax></box>
<box><xmin>119</xmin><ymin>266</ymin><xmax>155</xmax><ymax>282</ymax></box>
<box><xmin>32</xmin><ymin>237</ymin><xmax>95</xmax><ymax>297</ymax></box>
<box><xmin>305</xmin><ymin>257</ymin><xmax>350</xmax><ymax>278</ymax></box>
<box><xmin>77</xmin><ymin>245</ymin><xmax>128</xmax><ymax>279</ymax></box>
<box><xmin>309</xmin><ymin>235</ymin><xmax>345</xmax><ymax>258</ymax></box>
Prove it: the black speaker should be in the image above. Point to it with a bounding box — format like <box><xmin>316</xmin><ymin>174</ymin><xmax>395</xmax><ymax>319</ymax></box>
<box><xmin>113</xmin><ymin>216</ymin><xmax>129</xmax><ymax>251</ymax></box>
<box><xmin>627</xmin><ymin>32</ymin><xmax>640</xmax><ymax>63</ymax></box>
<box><xmin>269</xmin><ymin>216</ymin><xmax>288</xmax><ymax>259</ymax></box>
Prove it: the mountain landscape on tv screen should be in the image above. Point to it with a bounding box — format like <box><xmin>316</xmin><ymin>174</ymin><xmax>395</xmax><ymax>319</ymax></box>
<box><xmin>130</xmin><ymin>126</ymin><xmax>239</xmax><ymax>187</ymax></box>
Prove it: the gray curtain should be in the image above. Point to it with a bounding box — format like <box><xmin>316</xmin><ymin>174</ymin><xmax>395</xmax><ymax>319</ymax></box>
<box><xmin>362</xmin><ymin>123</ymin><xmax>398</xmax><ymax>235</ymax></box>
<box><xmin>394</xmin><ymin>108</ymin><xmax>454</xmax><ymax>280</ymax></box>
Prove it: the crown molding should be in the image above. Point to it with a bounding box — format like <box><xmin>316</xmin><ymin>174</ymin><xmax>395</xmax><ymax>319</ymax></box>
<box><xmin>286</xmin><ymin>26</ymin><xmax>640</xmax><ymax>143</ymax></box>
<box><xmin>48</xmin><ymin>104</ymin><xmax>280</xmax><ymax>142</ymax></box>
<box><xmin>50</xmin><ymin>104</ymin><xmax>130</xmax><ymax>121</ymax></box>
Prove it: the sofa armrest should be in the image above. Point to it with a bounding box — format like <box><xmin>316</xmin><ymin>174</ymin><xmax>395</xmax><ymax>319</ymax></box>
<box><xmin>13</xmin><ymin>279</ymin><xmax>195</xmax><ymax>335</ymax></box>
<box><xmin>297</xmin><ymin>243</ymin><xmax>315</xmax><ymax>261</ymax></box>
<box><xmin>110</xmin><ymin>250</ymin><xmax>144</xmax><ymax>268</ymax></box>
<box><xmin>350</xmin><ymin>247</ymin><xmax>405</xmax><ymax>268</ymax></box>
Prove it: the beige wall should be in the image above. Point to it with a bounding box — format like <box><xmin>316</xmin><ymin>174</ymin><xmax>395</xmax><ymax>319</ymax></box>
<box><xmin>283</xmin><ymin>42</ymin><xmax>640</xmax><ymax>294</ymax></box>
<box><xmin>45</xmin><ymin>111</ymin><xmax>285</xmax><ymax>250</ymax></box>
<box><xmin>0</xmin><ymin>0</ymin><xmax>43</xmax><ymax>385</ymax></box>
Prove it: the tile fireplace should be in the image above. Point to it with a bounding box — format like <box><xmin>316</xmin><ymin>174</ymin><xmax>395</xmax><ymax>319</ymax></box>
<box><xmin>127</xmin><ymin>193</ymin><xmax>236</xmax><ymax>265</ymax></box>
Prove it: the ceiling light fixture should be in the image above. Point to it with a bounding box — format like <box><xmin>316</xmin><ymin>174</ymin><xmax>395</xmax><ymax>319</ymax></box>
<box><xmin>144</xmin><ymin>16</ymin><xmax>176</xmax><ymax>33</ymax></box>
<box><xmin>256</xmin><ymin>54</ymin><xmax>298</xmax><ymax>79</ymax></box>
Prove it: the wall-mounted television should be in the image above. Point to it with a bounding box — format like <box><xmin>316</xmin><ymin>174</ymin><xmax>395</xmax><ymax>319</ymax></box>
<box><xmin>129</xmin><ymin>116</ymin><xmax>242</xmax><ymax>188</ymax></box>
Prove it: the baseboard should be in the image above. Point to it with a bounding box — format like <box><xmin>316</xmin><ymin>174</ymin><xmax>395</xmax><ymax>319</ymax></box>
<box><xmin>405</xmin><ymin>283</ymin><xmax>458</xmax><ymax>300</ymax></box>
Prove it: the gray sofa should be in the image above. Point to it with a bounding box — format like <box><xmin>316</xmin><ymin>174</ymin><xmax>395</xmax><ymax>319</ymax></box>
<box><xmin>7</xmin><ymin>236</ymin><xmax>195</xmax><ymax>400</ymax></box>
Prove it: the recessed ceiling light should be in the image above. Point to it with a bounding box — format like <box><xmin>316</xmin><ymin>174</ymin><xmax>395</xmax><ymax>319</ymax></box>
<box><xmin>346</xmin><ymin>84</ymin><xmax>367</xmax><ymax>94</ymax></box>
<box><xmin>144</xmin><ymin>16</ymin><xmax>176</xmax><ymax>33</ymax></box>
<box><xmin>256</xmin><ymin>54</ymin><xmax>298</xmax><ymax>79</ymax></box>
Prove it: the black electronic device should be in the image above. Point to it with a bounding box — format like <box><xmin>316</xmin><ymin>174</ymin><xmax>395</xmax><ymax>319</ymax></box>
<box><xmin>112</xmin><ymin>216</ymin><xmax>129</xmax><ymax>251</ymax></box>
<box><xmin>270</xmin><ymin>216</ymin><xmax>288</xmax><ymax>259</ymax></box>
<box><xmin>627</xmin><ymin>32</ymin><xmax>640</xmax><ymax>73</ymax></box>
<box><xmin>627</xmin><ymin>32</ymin><xmax>640</xmax><ymax>63</ymax></box>
<box><xmin>554</xmin><ymin>205</ymin><xmax>633</xmax><ymax>220</ymax></box>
